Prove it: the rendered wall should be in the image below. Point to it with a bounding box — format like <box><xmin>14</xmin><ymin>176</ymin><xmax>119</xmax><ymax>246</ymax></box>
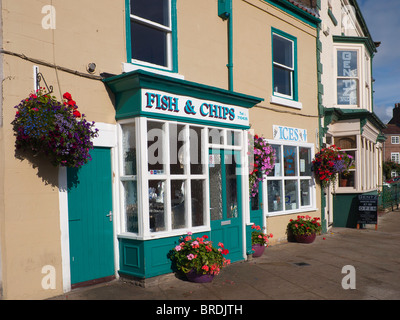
<box><xmin>0</xmin><ymin>0</ymin><xmax>124</xmax><ymax>299</ymax></box>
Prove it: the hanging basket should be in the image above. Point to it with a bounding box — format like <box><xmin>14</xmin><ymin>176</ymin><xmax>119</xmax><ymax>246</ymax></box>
<box><xmin>12</xmin><ymin>89</ymin><xmax>98</xmax><ymax>168</ymax></box>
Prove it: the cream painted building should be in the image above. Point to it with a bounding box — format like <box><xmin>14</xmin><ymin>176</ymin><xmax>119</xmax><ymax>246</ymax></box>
<box><xmin>0</xmin><ymin>0</ymin><xmax>322</xmax><ymax>299</ymax></box>
<box><xmin>318</xmin><ymin>0</ymin><xmax>385</xmax><ymax>228</ymax></box>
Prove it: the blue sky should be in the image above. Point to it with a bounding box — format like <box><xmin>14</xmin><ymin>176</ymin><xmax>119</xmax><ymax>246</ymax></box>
<box><xmin>357</xmin><ymin>0</ymin><xmax>400</xmax><ymax>124</ymax></box>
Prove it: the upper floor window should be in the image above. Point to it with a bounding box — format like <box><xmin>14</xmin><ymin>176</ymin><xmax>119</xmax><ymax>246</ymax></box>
<box><xmin>272</xmin><ymin>29</ymin><xmax>297</xmax><ymax>101</ymax></box>
<box><xmin>127</xmin><ymin>0</ymin><xmax>176</xmax><ymax>71</ymax></box>
<box><xmin>392</xmin><ymin>136</ymin><xmax>399</xmax><ymax>144</ymax></box>
<box><xmin>337</xmin><ymin>49</ymin><xmax>359</xmax><ymax>106</ymax></box>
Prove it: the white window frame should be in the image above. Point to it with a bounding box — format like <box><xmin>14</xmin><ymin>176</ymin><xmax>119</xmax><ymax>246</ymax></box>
<box><xmin>272</xmin><ymin>33</ymin><xmax>295</xmax><ymax>100</ymax></box>
<box><xmin>336</xmin><ymin>137</ymin><xmax>357</xmax><ymax>190</ymax></box>
<box><xmin>334</xmin><ymin>44</ymin><xmax>372</xmax><ymax>110</ymax></box>
<box><xmin>129</xmin><ymin>0</ymin><xmax>173</xmax><ymax>70</ymax></box>
<box><xmin>391</xmin><ymin>152</ymin><xmax>400</xmax><ymax>164</ymax></box>
<box><xmin>264</xmin><ymin>140</ymin><xmax>316</xmax><ymax>217</ymax></box>
<box><xmin>391</xmin><ymin>136</ymin><xmax>400</xmax><ymax>144</ymax></box>
<box><xmin>117</xmin><ymin>117</ymin><xmax>246</xmax><ymax>240</ymax></box>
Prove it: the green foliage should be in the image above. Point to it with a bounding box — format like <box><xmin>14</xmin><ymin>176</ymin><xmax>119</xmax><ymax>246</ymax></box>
<box><xmin>169</xmin><ymin>233</ymin><xmax>230</xmax><ymax>275</ymax></box>
<box><xmin>251</xmin><ymin>224</ymin><xmax>273</xmax><ymax>246</ymax></box>
<box><xmin>287</xmin><ymin>215</ymin><xmax>322</xmax><ymax>236</ymax></box>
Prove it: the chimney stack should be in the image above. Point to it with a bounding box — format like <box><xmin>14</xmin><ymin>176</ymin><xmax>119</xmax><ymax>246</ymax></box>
<box><xmin>388</xmin><ymin>103</ymin><xmax>400</xmax><ymax>124</ymax></box>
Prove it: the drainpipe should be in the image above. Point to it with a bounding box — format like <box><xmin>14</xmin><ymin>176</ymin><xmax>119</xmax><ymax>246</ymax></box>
<box><xmin>218</xmin><ymin>0</ymin><xmax>233</xmax><ymax>91</ymax></box>
<box><xmin>227</xmin><ymin>10</ymin><xmax>233</xmax><ymax>91</ymax></box>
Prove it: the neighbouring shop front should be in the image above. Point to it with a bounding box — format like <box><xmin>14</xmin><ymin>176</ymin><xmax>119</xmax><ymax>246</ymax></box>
<box><xmin>103</xmin><ymin>70</ymin><xmax>263</xmax><ymax>280</ymax></box>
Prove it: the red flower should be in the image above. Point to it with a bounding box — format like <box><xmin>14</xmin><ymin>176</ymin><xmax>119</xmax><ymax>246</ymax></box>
<box><xmin>63</xmin><ymin>92</ymin><xmax>72</xmax><ymax>100</ymax></box>
<box><xmin>67</xmin><ymin>100</ymin><xmax>76</xmax><ymax>107</ymax></box>
<box><xmin>73</xmin><ymin>110</ymin><xmax>81</xmax><ymax>118</ymax></box>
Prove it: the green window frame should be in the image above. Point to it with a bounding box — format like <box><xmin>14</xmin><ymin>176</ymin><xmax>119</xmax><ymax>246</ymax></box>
<box><xmin>125</xmin><ymin>0</ymin><xmax>178</xmax><ymax>73</ymax></box>
<box><xmin>271</xmin><ymin>28</ymin><xmax>298</xmax><ymax>101</ymax></box>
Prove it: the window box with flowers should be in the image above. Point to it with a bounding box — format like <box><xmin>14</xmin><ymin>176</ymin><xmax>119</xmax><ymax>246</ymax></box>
<box><xmin>11</xmin><ymin>89</ymin><xmax>98</xmax><ymax>168</ymax></box>
<box><xmin>312</xmin><ymin>145</ymin><xmax>353</xmax><ymax>189</ymax></box>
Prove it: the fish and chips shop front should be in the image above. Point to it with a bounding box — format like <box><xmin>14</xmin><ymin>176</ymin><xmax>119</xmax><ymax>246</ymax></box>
<box><xmin>103</xmin><ymin>70</ymin><xmax>263</xmax><ymax>280</ymax></box>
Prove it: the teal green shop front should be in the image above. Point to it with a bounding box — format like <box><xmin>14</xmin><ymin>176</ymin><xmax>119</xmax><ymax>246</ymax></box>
<box><xmin>104</xmin><ymin>70</ymin><xmax>263</xmax><ymax>280</ymax></box>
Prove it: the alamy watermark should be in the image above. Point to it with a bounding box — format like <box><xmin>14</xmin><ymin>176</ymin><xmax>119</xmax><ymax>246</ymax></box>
<box><xmin>41</xmin><ymin>5</ymin><xmax>56</xmax><ymax>30</ymax></box>
<box><xmin>341</xmin><ymin>265</ymin><xmax>356</xmax><ymax>290</ymax></box>
<box><xmin>41</xmin><ymin>265</ymin><xmax>56</xmax><ymax>290</ymax></box>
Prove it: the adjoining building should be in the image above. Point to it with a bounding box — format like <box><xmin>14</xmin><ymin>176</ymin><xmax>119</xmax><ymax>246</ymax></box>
<box><xmin>318</xmin><ymin>0</ymin><xmax>386</xmax><ymax>228</ymax></box>
<box><xmin>382</xmin><ymin>103</ymin><xmax>400</xmax><ymax>178</ymax></box>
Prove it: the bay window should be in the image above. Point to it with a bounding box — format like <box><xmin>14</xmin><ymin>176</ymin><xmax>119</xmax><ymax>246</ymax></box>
<box><xmin>265</xmin><ymin>142</ymin><xmax>315</xmax><ymax>215</ymax></box>
<box><xmin>118</xmin><ymin>117</ymin><xmax>244</xmax><ymax>239</ymax></box>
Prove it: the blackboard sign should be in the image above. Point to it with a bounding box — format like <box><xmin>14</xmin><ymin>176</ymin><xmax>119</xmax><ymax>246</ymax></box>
<box><xmin>357</xmin><ymin>195</ymin><xmax>378</xmax><ymax>226</ymax></box>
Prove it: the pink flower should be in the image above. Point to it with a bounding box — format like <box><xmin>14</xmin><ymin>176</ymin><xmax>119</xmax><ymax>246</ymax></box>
<box><xmin>191</xmin><ymin>241</ymin><xmax>199</xmax><ymax>248</ymax></box>
<box><xmin>187</xmin><ymin>254</ymin><xmax>196</xmax><ymax>260</ymax></box>
<box><xmin>175</xmin><ymin>245</ymin><xmax>181</xmax><ymax>251</ymax></box>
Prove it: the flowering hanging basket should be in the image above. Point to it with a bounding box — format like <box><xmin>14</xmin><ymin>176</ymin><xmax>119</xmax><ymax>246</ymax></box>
<box><xmin>312</xmin><ymin>145</ymin><xmax>353</xmax><ymax>188</ymax></box>
<box><xmin>12</xmin><ymin>89</ymin><xmax>99</xmax><ymax>168</ymax></box>
<box><xmin>249</xmin><ymin>134</ymin><xmax>276</xmax><ymax>197</ymax></box>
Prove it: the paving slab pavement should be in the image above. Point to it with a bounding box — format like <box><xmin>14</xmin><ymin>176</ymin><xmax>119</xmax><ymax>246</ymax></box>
<box><xmin>50</xmin><ymin>210</ymin><xmax>400</xmax><ymax>301</ymax></box>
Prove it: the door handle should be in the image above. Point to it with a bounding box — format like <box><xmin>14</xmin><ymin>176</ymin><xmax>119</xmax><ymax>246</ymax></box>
<box><xmin>106</xmin><ymin>211</ymin><xmax>113</xmax><ymax>222</ymax></box>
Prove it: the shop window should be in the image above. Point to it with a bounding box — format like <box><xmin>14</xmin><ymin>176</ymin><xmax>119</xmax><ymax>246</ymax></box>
<box><xmin>149</xmin><ymin>179</ymin><xmax>167</xmax><ymax>232</ymax></box>
<box><xmin>208</xmin><ymin>128</ymin><xmax>224</xmax><ymax>145</ymax></box>
<box><xmin>120</xmin><ymin>119</ymin><xmax>244</xmax><ymax>238</ymax></box>
<box><xmin>337</xmin><ymin>50</ymin><xmax>359</xmax><ymax>106</ymax></box>
<box><xmin>128</xmin><ymin>0</ymin><xmax>176</xmax><ymax>70</ymax></box>
<box><xmin>335</xmin><ymin>136</ymin><xmax>357</xmax><ymax>188</ymax></box>
<box><xmin>272</xmin><ymin>29</ymin><xmax>297</xmax><ymax>100</ymax></box>
<box><xmin>190</xmin><ymin>126</ymin><xmax>204</xmax><ymax>174</ymax></box>
<box><xmin>146</xmin><ymin>120</ymin><xmax>207</xmax><ymax>234</ymax></box>
<box><xmin>191</xmin><ymin>180</ymin><xmax>205</xmax><ymax>226</ymax></box>
<box><xmin>266</xmin><ymin>142</ymin><xmax>314</xmax><ymax>215</ymax></box>
<box><xmin>121</xmin><ymin>122</ymin><xmax>138</xmax><ymax>233</ymax></box>
<box><xmin>147</xmin><ymin>120</ymin><xmax>165</xmax><ymax>173</ymax></box>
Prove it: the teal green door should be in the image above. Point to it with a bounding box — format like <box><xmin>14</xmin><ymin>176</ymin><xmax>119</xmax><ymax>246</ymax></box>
<box><xmin>250</xmin><ymin>184</ymin><xmax>263</xmax><ymax>228</ymax></box>
<box><xmin>67</xmin><ymin>147</ymin><xmax>114</xmax><ymax>286</ymax></box>
<box><xmin>209</xmin><ymin>149</ymin><xmax>243</xmax><ymax>263</ymax></box>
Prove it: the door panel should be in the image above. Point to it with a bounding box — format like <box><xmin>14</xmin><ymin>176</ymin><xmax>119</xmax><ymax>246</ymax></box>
<box><xmin>67</xmin><ymin>147</ymin><xmax>114</xmax><ymax>286</ymax></box>
<box><xmin>250</xmin><ymin>183</ymin><xmax>263</xmax><ymax>228</ymax></box>
<box><xmin>209</xmin><ymin>149</ymin><xmax>243</xmax><ymax>263</ymax></box>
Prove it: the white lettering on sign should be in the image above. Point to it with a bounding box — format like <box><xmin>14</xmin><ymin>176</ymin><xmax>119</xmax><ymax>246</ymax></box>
<box><xmin>142</xmin><ymin>89</ymin><xmax>250</xmax><ymax>127</ymax></box>
<box><xmin>273</xmin><ymin>125</ymin><xmax>307</xmax><ymax>142</ymax></box>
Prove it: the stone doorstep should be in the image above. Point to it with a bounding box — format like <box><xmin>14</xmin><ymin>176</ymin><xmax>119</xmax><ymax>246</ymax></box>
<box><xmin>119</xmin><ymin>272</ymin><xmax>181</xmax><ymax>288</ymax></box>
